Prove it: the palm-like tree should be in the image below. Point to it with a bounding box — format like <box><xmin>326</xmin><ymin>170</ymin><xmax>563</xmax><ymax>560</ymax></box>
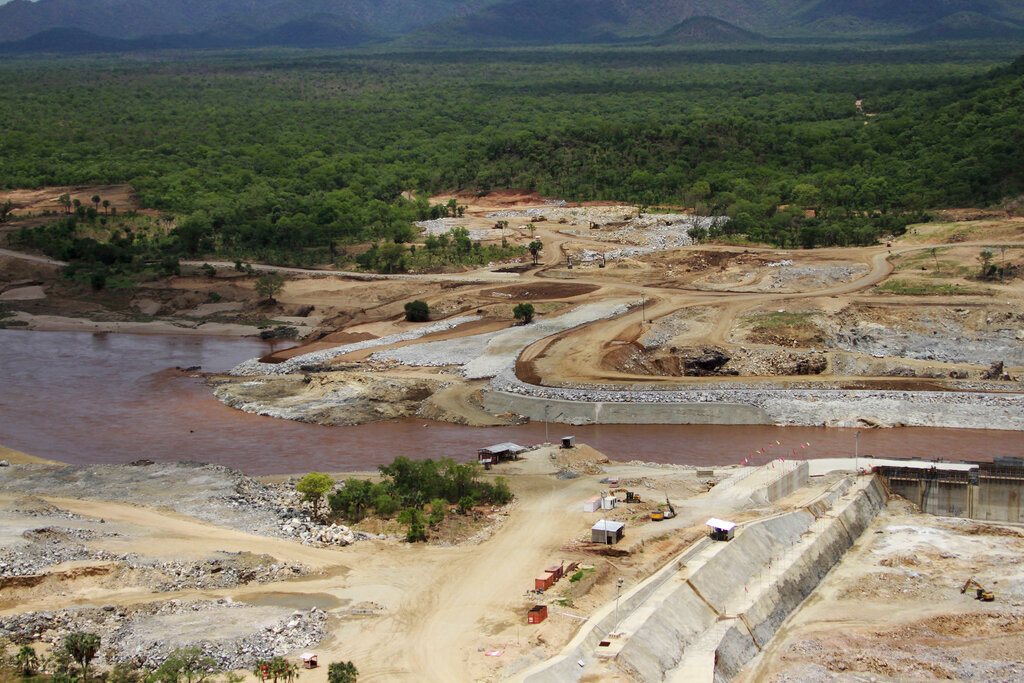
<box><xmin>15</xmin><ymin>645</ymin><xmax>40</xmax><ymax>676</ymax></box>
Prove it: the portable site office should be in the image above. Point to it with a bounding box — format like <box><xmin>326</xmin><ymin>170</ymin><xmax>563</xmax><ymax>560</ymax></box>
<box><xmin>591</xmin><ymin>519</ymin><xmax>625</xmax><ymax>544</ymax></box>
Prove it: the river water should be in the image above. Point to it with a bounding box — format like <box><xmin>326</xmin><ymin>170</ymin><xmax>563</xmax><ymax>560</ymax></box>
<box><xmin>1</xmin><ymin>330</ymin><xmax>1019</xmax><ymax>475</ymax></box>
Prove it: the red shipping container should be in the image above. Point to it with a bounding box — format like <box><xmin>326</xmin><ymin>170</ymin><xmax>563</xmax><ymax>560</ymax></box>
<box><xmin>528</xmin><ymin>605</ymin><xmax>547</xmax><ymax>624</ymax></box>
<box><xmin>535</xmin><ymin>573</ymin><xmax>554</xmax><ymax>591</ymax></box>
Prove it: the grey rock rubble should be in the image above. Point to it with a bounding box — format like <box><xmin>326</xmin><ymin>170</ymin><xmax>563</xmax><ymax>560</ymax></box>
<box><xmin>0</xmin><ymin>463</ymin><xmax>374</xmax><ymax>548</ymax></box>
<box><xmin>229</xmin><ymin>315</ymin><xmax>480</xmax><ymax>376</ymax></box>
<box><xmin>487</xmin><ymin>368</ymin><xmax>1024</xmax><ymax>430</ymax></box>
<box><xmin>0</xmin><ymin>600</ymin><xmax>327</xmax><ymax>671</ymax></box>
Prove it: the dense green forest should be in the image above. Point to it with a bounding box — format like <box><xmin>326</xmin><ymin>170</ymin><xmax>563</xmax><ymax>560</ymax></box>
<box><xmin>1</xmin><ymin>43</ymin><xmax>1023</xmax><ymax>272</ymax></box>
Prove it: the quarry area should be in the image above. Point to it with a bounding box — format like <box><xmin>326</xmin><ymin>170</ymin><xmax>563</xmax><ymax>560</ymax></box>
<box><xmin>3</xmin><ymin>444</ymin><xmax>1024</xmax><ymax>682</ymax></box>
<box><xmin>2</xmin><ymin>188</ymin><xmax>1024</xmax><ymax>429</ymax></box>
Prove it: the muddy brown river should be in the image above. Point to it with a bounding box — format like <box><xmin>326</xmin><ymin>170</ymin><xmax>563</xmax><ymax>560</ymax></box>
<box><xmin>1</xmin><ymin>330</ymin><xmax>1019</xmax><ymax>475</ymax></box>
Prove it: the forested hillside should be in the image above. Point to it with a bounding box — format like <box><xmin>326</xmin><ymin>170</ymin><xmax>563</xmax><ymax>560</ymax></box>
<box><xmin>1</xmin><ymin>45</ymin><xmax>1022</xmax><ymax>269</ymax></box>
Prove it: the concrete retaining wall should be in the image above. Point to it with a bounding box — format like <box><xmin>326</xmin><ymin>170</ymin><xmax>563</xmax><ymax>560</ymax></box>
<box><xmin>483</xmin><ymin>391</ymin><xmax>771</xmax><ymax>426</ymax></box>
<box><xmin>764</xmin><ymin>461</ymin><xmax>810</xmax><ymax>503</ymax></box>
<box><xmin>973</xmin><ymin>478</ymin><xmax>1024</xmax><ymax>523</ymax></box>
<box><xmin>885</xmin><ymin>475</ymin><xmax>1023</xmax><ymax>523</ymax></box>
<box><xmin>519</xmin><ymin>476</ymin><xmax>886</xmax><ymax>683</ymax></box>
<box><xmin>713</xmin><ymin>476</ymin><xmax>888</xmax><ymax>681</ymax></box>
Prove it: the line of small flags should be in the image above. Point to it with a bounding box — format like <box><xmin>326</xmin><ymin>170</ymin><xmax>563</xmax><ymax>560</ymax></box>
<box><xmin>740</xmin><ymin>441</ymin><xmax>811</xmax><ymax>465</ymax></box>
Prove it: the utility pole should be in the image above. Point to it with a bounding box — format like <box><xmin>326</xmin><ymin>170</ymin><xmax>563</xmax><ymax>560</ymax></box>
<box><xmin>641</xmin><ymin>294</ymin><xmax>646</xmax><ymax>324</ymax></box>
<box><xmin>614</xmin><ymin>577</ymin><xmax>624</xmax><ymax>633</ymax></box>
<box><xmin>855</xmin><ymin>430</ymin><xmax>860</xmax><ymax>471</ymax></box>
<box><xmin>544</xmin><ymin>404</ymin><xmax>550</xmax><ymax>444</ymax></box>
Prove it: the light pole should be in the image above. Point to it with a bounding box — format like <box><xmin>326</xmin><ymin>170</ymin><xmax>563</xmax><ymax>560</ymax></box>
<box><xmin>544</xmin><ymin>404</ymin><xmax>550</xmax><ymax>444</ymax></box>
<box><xmin>613</xmin><ymin>577</ymin><xmax>624</xmax><ymax>633</ymax></box>
<box><xmin>855</xmin><ymin>430</ymin><xmax>860</xmax><ymax>471</ymax></box>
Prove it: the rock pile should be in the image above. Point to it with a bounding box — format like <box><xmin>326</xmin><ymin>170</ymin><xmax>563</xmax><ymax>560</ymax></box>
<box><xmin>0</xmin><ymin>525</ymin><xmax>308</xmax><ymax>589</ymax></box>
<box><xmin>0</xmin><ymin>600</ymin><xmax>327</xmax><ymax>671</ymax></box>
<box><xmin>229</xmin><ymin>316</ymin><xmax>480</xmax><ymax>376</ymax></box>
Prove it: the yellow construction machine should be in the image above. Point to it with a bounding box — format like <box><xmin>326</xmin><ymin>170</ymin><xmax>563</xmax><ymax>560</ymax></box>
<box><xmin>960</xmin><ymin>577</ymin><xmax>995</xmax><ymax>601</ymax></box>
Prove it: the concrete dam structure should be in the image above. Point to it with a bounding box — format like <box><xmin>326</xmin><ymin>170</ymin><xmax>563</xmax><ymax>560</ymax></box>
<box><xmin>515</xmin><ymin>474</ymin><xmax>888</xmax><ymax>682</ymax></box>
<box><xmin>877</xmin><ymin>460</ymin><xmax>1024</xmax><ymax>523</ymax></box>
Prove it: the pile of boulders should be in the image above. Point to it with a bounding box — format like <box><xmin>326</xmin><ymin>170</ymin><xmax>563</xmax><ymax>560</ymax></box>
<box><xmin>0</xmin><ymin>526</ymin><xmax>309</xmax><ymax>589</ymax></box>
<box><xmin>0</xmin><ymin>527</ymin><xmax>121</xmax><ymax>577</ymax></box>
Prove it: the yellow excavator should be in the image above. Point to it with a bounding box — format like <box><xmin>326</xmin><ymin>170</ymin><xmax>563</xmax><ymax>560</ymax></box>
<box><xmin>960</xmin><ymin>577</ymin><xmax>995</xmax><ymax>601</ymax></box>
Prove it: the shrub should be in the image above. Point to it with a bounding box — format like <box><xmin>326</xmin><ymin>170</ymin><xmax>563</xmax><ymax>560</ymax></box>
<box><xmin>513</xmin><ymin>303</ymin><xmax>535</xmax><ymax>324</ymax></box>
<box><xmin>404</xmin><ymin>299</ymin><xmax>430</xmax><ymax>322</ymax></box>
<box><xmin>326</xmin><ymin>661</ymin><xmax>358</xmax><ymax>683</ymax></box>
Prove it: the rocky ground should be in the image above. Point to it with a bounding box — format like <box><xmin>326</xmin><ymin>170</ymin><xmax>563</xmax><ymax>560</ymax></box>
<box><xmin>0</xmin><ymin>462</ymin><xmax>378</xmax><ymax>547</ymax></box>
<box><xmin>0</xmin><ymin>599</ymin><xmax>327</xmax><ymax>671</ymax></box>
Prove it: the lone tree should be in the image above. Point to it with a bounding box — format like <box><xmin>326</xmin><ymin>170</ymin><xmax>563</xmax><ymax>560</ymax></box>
<box><xmin>528</xmin><ymin>240</ymin><xmax>543</xmax><ymax>265</ymax></box>
<box><xmin>296</xmin><ymin>472</ymin><xmax>333</xmax><ymax>519</ymax></box>
<box><xmin>15</xmin><ymin>645</ymin><xmax>40</xmax><ymax>677</ymax></box>
<box><xmin>404</xmin><ymin>299</ymin><xmax>430</xmax><ymax>322</ymax></box>
<box><xmin>327</xmin><ymin>661</ymin><xmax>359</xmax><ymax>683</ymax></box>
<box><xmin>513</xmin><ymin>302</ymin><xmax>535</xmax><ymax>324</ymax></box>
<box><xmin>64</xmin><ymin>632</ymin><xmax>101</xmax><ymax>683</ymax></box>
<box><xmin>254</xmin><ymin>271</ymin><xmax>285</xmax><ymax>302</ymax></box>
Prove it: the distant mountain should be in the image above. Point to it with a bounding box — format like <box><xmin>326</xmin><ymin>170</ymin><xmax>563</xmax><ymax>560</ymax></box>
<box><xmin>0</xmin><ymin>0</ymin><xmax>498</xmax><ymax>43</ymax></box>
<box><xmin>403</xmin><ymin>0</ymin><xmax>1024</xmax><ymax>47</ymax></box>
<box><xmin>648</xmin><ymin>16</ymin><xmax>763</xmax><ymax>45</ymax></box>
<box><xmin>255</xmin><ymin>12</ymin><xmax>381</xmax><ymax>47</ymax></box>
<box><xmin>793</xmin><ymin>0</ymin><xmax>1024</xmax><ymax>34</ymax></box>
<box><xmin>906</xmin><ymin>10</ymin><xmax>1024</xmax><ymax>41</ymax></box>
<box><xmin>399</xmin><ymin>0</ymin><xmax>627</xmax><ymax>47</ymax></box>
<box><xmin>0</xmin><ymin>14</ymin><xmax>380</xmax><ymax>54</ymax></box>
<box><xmin>2</xmin><ymin>0</ymin><xmax>1023</xmax><ymax>50</ymax></box>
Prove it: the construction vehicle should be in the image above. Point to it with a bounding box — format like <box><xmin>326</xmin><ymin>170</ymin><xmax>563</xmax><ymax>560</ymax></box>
<box><xmin>611</xmin><ymin>488</ymin><xmax>641</xmax><ymax>503</ymax></box>
<box><xmin>650</xmin><ymin>496</ymin><xmax>676</xmax><ymax>521</ymax></box>
<box><xmin>960</xmin><ymin>577</ymin><xmax>995</xmax><ymax>601</ymax></box>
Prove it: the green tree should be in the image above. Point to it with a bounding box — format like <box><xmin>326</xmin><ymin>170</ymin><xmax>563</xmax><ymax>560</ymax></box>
<box><xmin>63</xmin><ymin>632</ymin><xmax>101</xmax><ymax>683</ymax></box>
<box><xmin>513</xmin><ymin>303</ymin><xmax>535</xmax><ymax>324</ymax></box>
<box><xmin>102</xmin><ymin>199</ymin><xmax>110</xmax><ymax>215</ymax></box>
<box><xmin>151</xmin><ymin>647</ymin><xmax>218</xmax><ymax>683</ymax></box>
<box><xmin>326</xmin><ymin>661</ymin><xmax>358</xmax><ymax>683</ymax></box>
<box><xmin>458</xmin><ymin>495</ymin><xmax>475</xmax><ymax>514</ymax></box>
<box><xmin>15</xmin><ymin>645</ymin><xmax>40</xmax><ymax>676</ymax></box>
<box><xmin>91</xmin><ymin>195</ymin><xmax>101</xmax><ymax>212</ymax></box>
<box><xmin>527</xmin><ymin>240</ymin><xmax>543</xmax><ymax>265</ymax></box>
<box><xmin>58</xmin><ymin>193</ymin><xmax>72</xmax><ymax>215</ymax></box>
<box><xmin>0</xmin><ymin>199</ymin><xmax>12</xmax><ymax>223</ymax></box>
<box><xmin>404</xmin><ymin>300</ymin><xmax>430</xmax><ymax>322</ymax></box>
<box><xmin>978</xmin><ymin>249</ymin><xmax>997</xmax><ymax>279</ymax></box>
<box><xmin>254</xmin><ymin>271</ymin><xmax>285</xmax><ymax>302</ymax></box>
<box><xmin>428</xmin><ymin>498</ymin><xmax>447</xmax><ymax>526</ymax></box>
<box><xmin>296</xmin><ymin>472</ymin><xmax>333</xmax><ymax>518</ymax></box>
<box><xmin>398</xmin><ymin>508</ymin><xmax>427</xmax><ymax>542</ymax></box>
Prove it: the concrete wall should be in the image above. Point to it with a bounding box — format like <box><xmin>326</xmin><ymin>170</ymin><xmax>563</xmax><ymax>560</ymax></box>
<box><xmin>482</xmin><ymin>390</ymin><xmax>771</xmax><ymax>426</ymax></box>
<box><xmin>974</xmin><ymin>478</ymin><xmax>1024</xmax><ymax>523</ymax></box>
<box><xmin>520</xmin><ymin>476</ymin><xmax>886</xmax><ymax>683</ymax></box>
<box><xmin>764</xmin><ymin>461</ymin><xmax>810</xmax><ymax>503</ymax></box>
<box><xmin>522</xmin><ymin>538</ymin><xmax>713</xmax><ymax>683</ymax></box>
<box><xmin>885</xmin><ymin>475</ymin><xmax>1023</xmax><ymax>523</ymax></box>
<box><xmin>713</xmin><ymin>476</ymin><xmax>888</xmax><ymax>681</ymax></box>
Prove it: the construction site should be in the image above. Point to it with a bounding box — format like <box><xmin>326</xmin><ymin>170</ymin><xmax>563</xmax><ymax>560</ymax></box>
<box><xmin>3</xmin><ymin>441</ymin><xmax>1024</xmax><ymax>682</ymax></box>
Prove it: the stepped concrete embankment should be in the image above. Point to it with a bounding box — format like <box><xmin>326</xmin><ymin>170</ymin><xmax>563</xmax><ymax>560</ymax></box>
<box><xmin>516</xmin><ymin>474</ymin><xmax>886</xmax><ymax>683</ymax></box>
